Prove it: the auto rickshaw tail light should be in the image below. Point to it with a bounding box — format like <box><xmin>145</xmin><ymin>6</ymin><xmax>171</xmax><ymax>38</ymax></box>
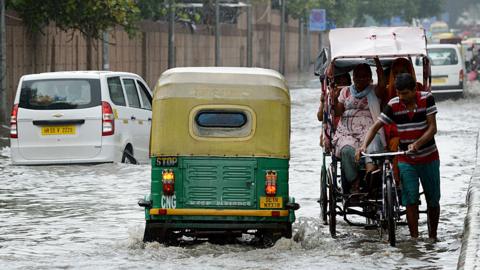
<box><xmin>265</xmin><ymin>170</ymin><xmax>277</xmax><ymax>196</ymax></box>
<box><xmin>102</xmin><ymin>101</ymin><xmax>115</xmax><ymax>136</ymax></box>
<box><xmin>10</xmin><ymin>104</ymin><xmax>18</xmax><ymax>139</ymax></box>
<box><xmin>162</xmin><ymin>169</ymin><xmax>175</xmax><ymax>196</ymax></box>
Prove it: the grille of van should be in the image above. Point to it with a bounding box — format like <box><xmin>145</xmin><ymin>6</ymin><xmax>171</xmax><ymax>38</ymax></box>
<box><xmin>183</xmin><ymin>159</ymin><xmax>257</xmax><ymax>208</ymax></box>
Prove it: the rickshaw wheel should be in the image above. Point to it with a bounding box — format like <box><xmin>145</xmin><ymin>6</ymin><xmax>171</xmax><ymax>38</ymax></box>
<box><xmin>143</xmin><ymin>222</ymin><xmax>167</xmax><ymax>244</ymax></box>
<box><xmin>320</xmin><ymin>164</ymin><xmax>328</xmax><ymax>224</ymax></box>
<box><xmin>385</xmin><ymin>176</ymin><xmax>396</xmax><ymax>247</ymax></box>
<box><xmin>284</xmin><ymin>223</ymin><xmax>293</xmax><ymax>238</ymax></box>
<box><xmin>259</xmin><ymin>230</ymin><xmax>282</xmax><ymax>248</ymax></box>
<box><xmin>327</xmin><ymin>169</ymin><xmax>336</xmax><ymax>238</ymax></box>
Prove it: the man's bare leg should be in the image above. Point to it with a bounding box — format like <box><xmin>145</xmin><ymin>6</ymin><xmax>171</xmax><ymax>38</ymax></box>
<box><xmin>406</xmin><ymin>204</ymin><xmax>419</xmax><ymax>239</ymax></box>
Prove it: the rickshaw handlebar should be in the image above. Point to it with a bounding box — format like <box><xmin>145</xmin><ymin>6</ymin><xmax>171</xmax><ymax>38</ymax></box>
<box><xmin>361</xmin><ymin>150</ymin><xmax>412</xmax><ymax>158</ymax></box>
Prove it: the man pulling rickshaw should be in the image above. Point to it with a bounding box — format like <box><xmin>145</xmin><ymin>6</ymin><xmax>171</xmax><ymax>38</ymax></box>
<box><xmin>316</xmin><ymin>26</ymin><xmax>437</xmax><ymax>245</ymax></box>
<box><xmin>357</xmin><ymin>73</ymin><xmax>440</xmax><ymax>241</ymax></box>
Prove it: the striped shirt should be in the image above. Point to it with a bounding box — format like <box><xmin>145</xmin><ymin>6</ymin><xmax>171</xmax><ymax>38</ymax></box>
<box><xmin>378</xmin><ymin>91</ymin><xmax>439</xmax><ymax>164</ymax></box>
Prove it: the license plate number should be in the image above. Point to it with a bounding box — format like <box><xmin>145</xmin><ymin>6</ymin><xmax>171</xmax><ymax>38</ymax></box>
<box><xmin>431</xmin><ymin>77</ymin><xmax>447</xmax><ymax>85</ymax></box>
<box><xmin>41</xmin><ymin>125</ymin><xmax>76</xmax><ymax>136</ymax></box>
<box><xmin>260</xmin><ymin>196</ymin><xmax>283</xmax><ymax>208</ymax></box>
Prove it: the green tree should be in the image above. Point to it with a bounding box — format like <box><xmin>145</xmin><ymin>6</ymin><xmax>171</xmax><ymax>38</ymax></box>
<box><xmin>8</xmin><ymin>0</ymin><xmax>141</xmax><ymax>69</ymax></box>
<box><xmin>354</xmin><ymin>0</ymin><xmax>444</xmax><ymax>26</ymax></box>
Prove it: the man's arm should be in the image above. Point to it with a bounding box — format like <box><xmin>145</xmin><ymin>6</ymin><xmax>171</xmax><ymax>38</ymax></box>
<box><xmin>334</xmin><ymin>87</ymin><xmax>345</xmax><ymax>116</ymax></box>
<box><xmin>373</xmin><ymin>56</ymin><xmax>386</xmax><ymax>99</ymax></box>
<box><xmin>408</xmin><ymin>113</ymin><xmax>437</xmax><ymax>152</ymax></box>
<box><xmin>355</xmin><ymin>119</ymin><xmax>384</xmax><ymax>160</ymax></box>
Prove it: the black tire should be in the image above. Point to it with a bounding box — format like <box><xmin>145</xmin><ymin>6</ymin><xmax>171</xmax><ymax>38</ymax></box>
<box><xmin>284</xmin><ymin>223</ymin><xmax>293</xmax><ymax>239</ymax></box>
<box><xmin>320</xmin><ymin>164</ymin><xmax>328</xmax><ymax>224</ymax></box>
<box><xmin>327</xmin><ymin>168</ymin><xmax>336</xmax><ymax>238</ymax></box>
<box><xmin>385</xmin><ymin>176</ymin><xmax>396</xmax><ymax>247</ymax></box>
<box><xmin>143</xmin><ymin>222</ymin><xmax>167</xmax><ymax>243</ymax></box>
<box><xmin>121</xmin><ymin>145</ymin><xmax>137</xmax><ymax>164</ymax></box>
<box><xmin>260</xmin><ymin>230</ymin><xmax>282</xmax><ymax>248</ymax></box>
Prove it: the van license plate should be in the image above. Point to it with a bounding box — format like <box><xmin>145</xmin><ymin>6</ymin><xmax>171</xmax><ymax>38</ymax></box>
<box><xmin>41</xmin><ymin>125</ymin><xmax>76</xmax><ymax>136</ymax></box>
<box><xmin>431</xmin><ymin>77</ymin><xmax>447</xmax><ymax>85</ymax></box>
<box><xmin>260</xmin><ymin>196</ymin><xmax>283</xmax><ymax>208</ymax></box>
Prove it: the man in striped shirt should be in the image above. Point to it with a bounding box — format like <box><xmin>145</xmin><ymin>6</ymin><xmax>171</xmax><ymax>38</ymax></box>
<box><xmin>356</xmin><ymin>73</ymin><xmax>440</xmax><ymax>241</ymax></box>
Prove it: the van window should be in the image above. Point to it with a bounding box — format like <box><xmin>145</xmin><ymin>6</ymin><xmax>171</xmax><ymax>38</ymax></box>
<box><xmin>137</xmin><ymin>80</ymin><xmax>152</xmax><ymax>110</ymax></box>
<box><xmin>428</xmin><ymin>48</ymin><xmax>458</xmax><ymax>66</ymax></box>
<box><xmin>107</xmin><ymin>77</ymin><xmax>126</xmax><ymax>106</ymax></box>
<box><xmin>123</xmin><ymin>79</ymin><xmax>141</xmax><ymax>108</ymax></box>
<box><xmin>196</xmin><ymin>111</ymin><xmax>247</xmax><ymax>128</ymax></box>
<box><xmin>19</xmin><ymin>79</ymin><xmax>101</xmax><ymax>110</ymax></box>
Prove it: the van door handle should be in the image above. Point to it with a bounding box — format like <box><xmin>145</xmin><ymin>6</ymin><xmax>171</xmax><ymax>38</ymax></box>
<box><xmin>148</xmin><ymin>118</ymin><xmax>152</xmax><ymax>121</ymax></box>
<box><xmin>130</xmin><ymin>116</ymin><xmax>136</xmax><ymax>120</ymax></box>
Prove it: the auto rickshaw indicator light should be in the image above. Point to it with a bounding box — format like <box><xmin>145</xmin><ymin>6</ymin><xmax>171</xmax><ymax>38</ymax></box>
<box><xmin>265</xmin><ymin>170</ymin><xmax>277</xmax><ymax>196</ymax></box>
<box><xmin>162</xmin><ymin>169</ymin><xmax>175</xmax><ymax>196</ymax></box>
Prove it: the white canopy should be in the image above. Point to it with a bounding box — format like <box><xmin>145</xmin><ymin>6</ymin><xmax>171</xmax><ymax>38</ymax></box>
<box><xmin>329</xmin><ymin>27</ymin><xmax>427</xmax><ymax>60</ymax></box>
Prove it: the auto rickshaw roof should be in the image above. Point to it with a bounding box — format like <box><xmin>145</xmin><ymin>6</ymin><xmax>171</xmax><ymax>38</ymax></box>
<box><xmin>150</xmin><ymin>67</ymin><xmax>291</xmax><ymax>158</ymax></box>
<box><xmin>155</xmin><ymin>67</ymin><xmax>288</xmax><ymax>96</ymax></box>
<box><xmin>329</xmin><ymin>27</ymin><xmax>427</xmax><ymax>60</ymax></box>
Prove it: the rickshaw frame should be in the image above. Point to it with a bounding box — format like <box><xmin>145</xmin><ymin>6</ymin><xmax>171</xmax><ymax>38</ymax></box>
<box><xmin>315</xmin><ymin>27</ymin><xmax>431</xmax><ymax>246</ymax></box>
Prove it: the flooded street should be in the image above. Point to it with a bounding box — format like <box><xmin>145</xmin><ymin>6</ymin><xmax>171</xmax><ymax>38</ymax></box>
<box><xmin>1</xmin><ymin>81</ymin><xmax>479</xmax><ymax>269</ymax></box>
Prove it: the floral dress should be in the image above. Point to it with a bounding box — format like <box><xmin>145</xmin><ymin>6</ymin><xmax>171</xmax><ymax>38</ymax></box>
<box><xmin>332</xmin><ymin>87</ymin><xmax>375</xmax><ymax>158</ymax></box>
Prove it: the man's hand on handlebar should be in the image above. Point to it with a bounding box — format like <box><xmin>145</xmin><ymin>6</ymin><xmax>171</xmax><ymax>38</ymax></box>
<box><xmin>407</xmin><ymin>142</ymin><xmax>419</xmax><ymax>152</ymax></box>
<box><xmin>355</xmin><ymin>146</ymin><xmax>366</xmax><ymax>162</ymax></box>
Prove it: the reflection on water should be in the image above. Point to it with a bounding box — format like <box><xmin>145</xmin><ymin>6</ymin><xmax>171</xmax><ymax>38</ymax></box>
<box><xmin>0</xmin><ymin>83</ymin><xmax>479</xmax><ymax>269</ymax></box>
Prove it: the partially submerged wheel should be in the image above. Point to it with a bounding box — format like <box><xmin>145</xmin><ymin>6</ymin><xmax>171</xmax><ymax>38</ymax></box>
<box><xmin>121</xmin><ymin>145</ymin><xmax>137</xmax><ymax>164</ymax></box>
<box><xmin>320</xmin><ymin>164</ymin><xmax>328</xmax><ymax>224</ymax></box>
<box><xmin>385</xmin><ymin>176</ymin><xmax>396</xmax><ymax>247</ymax></box>
<box><xmin>143</xmin><ymin>221</ymin><xmax>168</xmax><ymax>243</ymax></box>
<box><xmin>327</xmin><ymin>167</ymin><xmax>337</xmax><ymax>238</ymax></box>
<box><xmin>259</xmin><ymin>230</ymin><xmax>282</xmax><ymax>248</ymax></box>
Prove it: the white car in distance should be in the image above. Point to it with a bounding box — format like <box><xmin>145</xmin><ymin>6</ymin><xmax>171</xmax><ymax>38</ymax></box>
<box><xmin>9</xmin><ymin>71</ymin><xmax>152</xmax><ymax>165</ymax></box>
<box><xmin>415</xmin><ymin>43</ymin><xmax>465</xmax><ymax>97</ymax></box>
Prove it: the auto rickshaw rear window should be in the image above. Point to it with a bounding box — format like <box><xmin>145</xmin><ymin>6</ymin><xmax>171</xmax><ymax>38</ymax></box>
<box><xmin>196</xmin><ymin>111</ymin><xmax>247</xmax><ymax>128</ymax></box>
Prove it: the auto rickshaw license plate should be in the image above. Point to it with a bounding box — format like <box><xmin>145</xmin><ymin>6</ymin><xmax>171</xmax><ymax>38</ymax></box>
<box><xmin>260</xmin><ymin>196</ymin><xmax>283</xmax><ymax>208</ymax></box>
<box><xmin>41</xmin><ymin>125</ymin><xmax>76</xmax><ymax>136</ymax></box>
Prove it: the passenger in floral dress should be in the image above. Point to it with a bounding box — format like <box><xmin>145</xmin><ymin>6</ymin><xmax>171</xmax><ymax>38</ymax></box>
<box><xmin>332</xmin><ymin>59</ymin><xmax>386</xmax><ymax>193</ymax></box>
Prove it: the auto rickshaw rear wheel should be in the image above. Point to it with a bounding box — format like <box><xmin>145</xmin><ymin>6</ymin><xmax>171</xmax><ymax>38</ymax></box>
<box><xmin>143</xmin><ymin>222</ymin><xmax>176</xmax><ymax>244</ymax></box>
<box><xmin>258</xmin><ymin>230</ymin><xmax>282</xmax><ymax>248</ymax></box>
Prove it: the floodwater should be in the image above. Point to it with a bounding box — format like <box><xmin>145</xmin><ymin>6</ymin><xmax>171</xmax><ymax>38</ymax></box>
<box><xmin>0</xmin><ymin>81</ymin><xmax>478</xmax><ymax>269</ymax></box>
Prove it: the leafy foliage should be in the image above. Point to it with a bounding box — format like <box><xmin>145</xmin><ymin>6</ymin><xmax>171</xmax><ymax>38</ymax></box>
<box><xmin>272</xmin><ymin>0</ymin><xmax>444</xmax><ymax>27</ymax></box>
<box><xmin>8</xmin><ymin>0</ymin><xmax>141</xmax><ymax>39</ymax></box>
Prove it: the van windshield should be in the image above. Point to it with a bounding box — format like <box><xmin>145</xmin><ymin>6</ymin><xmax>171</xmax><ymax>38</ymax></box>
<box><xmin>19</xmin><ymin>79</ymin><xmax>101</xmax><ymax>110</ymax></box>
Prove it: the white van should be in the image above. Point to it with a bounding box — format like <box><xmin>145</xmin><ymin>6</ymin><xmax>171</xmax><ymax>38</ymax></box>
<box><xmin>415</xmin><ymin>44</ymin><xmax>465</xmax><ymax>97</ymax></box>
<box><xmin>9</xmin><ymin>71</ymin><xmax>152</xmax><ymax>165</ymax></box>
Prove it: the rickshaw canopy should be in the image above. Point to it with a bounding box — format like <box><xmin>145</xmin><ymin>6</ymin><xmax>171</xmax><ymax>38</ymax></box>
<box><xmin>150</xmin><ymin>67</ymin><xmax>290</xmax><ymax>158</ymax></box>
<box><xmin>329</xmin><ymin>27</ymin><xmax>427</xmax><ymax>60</ymax></box>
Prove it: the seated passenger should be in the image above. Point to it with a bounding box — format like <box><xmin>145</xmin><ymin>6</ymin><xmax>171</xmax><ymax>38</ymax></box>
<box><xmin>385</xmin><ymin>58</ymin><xmax>422</xmax><ymax>103</ymax></box>
<box><xmin>317</xmin><ymin>72</ymin><xmax>351</xmax><ymax>150</ymax></box>
<box><xmin>332</xmin><ymin>59</ymin><xmax>387</xmax><ymax>193</ymax></box>
<box><xmin>317</xmin><ymin>72</ymin><xmax>352</xmax><ymax>122</ymax></box>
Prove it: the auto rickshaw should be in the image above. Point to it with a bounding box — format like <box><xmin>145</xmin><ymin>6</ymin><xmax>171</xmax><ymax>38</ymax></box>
<box><xmin>138</xmin><ymin>67</ymin><xmax>299</xmax><ymax>246</ymax></box>
<box><xmin>315</xmin><ymin>27</ymin><xmax>431</xmax><ymax>246</ymax></box>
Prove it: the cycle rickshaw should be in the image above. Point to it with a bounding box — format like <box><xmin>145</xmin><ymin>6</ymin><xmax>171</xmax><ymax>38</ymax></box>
<box><xmin>315</xmin><ymin>27</ymin><xmax>431</xmax><ymax>246</ymax></box>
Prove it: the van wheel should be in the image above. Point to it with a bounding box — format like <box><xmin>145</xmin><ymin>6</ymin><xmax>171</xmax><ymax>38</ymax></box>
<box><xmin>121</xmin><ymin>146</ymin><xmax>137</xmax><ymax>164</ymax></box>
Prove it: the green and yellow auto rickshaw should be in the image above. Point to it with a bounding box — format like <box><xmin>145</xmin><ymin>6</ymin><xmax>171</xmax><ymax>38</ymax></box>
<box><xmin>138</xmin><ymin>67</ymin><xmax>299</xmax><ymax>245</ymax></box>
